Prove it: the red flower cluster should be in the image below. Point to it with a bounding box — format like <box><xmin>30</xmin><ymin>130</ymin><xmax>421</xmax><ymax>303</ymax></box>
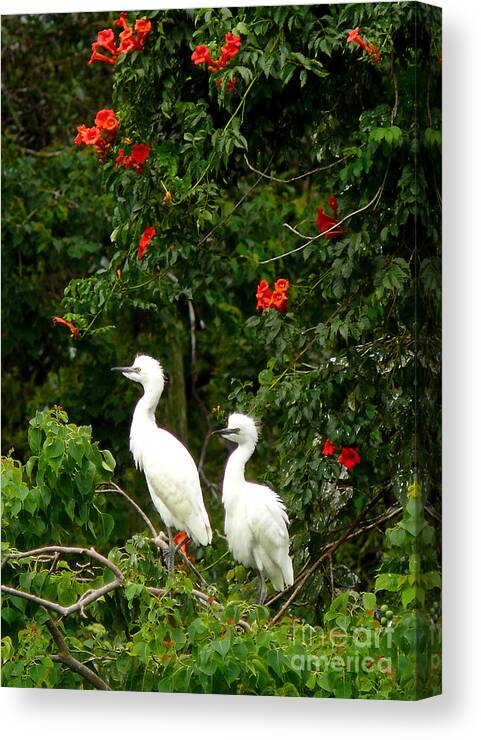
<box><xmin>89</xmin><ymin>13</ymin><xmax>152</xmax><ymax>65</ymax></box>
<box><xmin>316</xmin><ymin>196</ymin><xmax>346</xmax><ymax>238</ymax></box>
<box><xmin>322</xmin><ymin>437</ymin><xmax>361</xmax><ymax>470</ymax></box>
<box><xmin>74</xmin><ymin>109</ymin><xmax>119</xmax><ymax>162</ymax></box>
<box><xmin>115</xmin><ymin>143</ymin><xmax>151</xmax><ymax>174</ymax></box>
<box><xmin>256</xmin><ymin>278</ymin><xmax>289</xmax><ymax>313</ymax></box>
<box><xmin>347</xmin><ymin>27</ymin><xmax>380</xmax><ymax>63</ymax></box>
<box><xmin>52</xmin><ymin>316</ymin><xmax>80</xmax><ymax>339</ymax></box>
<box><xmin>192</xmin><ymin>32</ymin><xmax>241</xmax><ymax>91</ymax></box>
<box><xmin>137</xmin><ymin>226</ymin><xmax>156</xmax><ymax>260</ymax></box>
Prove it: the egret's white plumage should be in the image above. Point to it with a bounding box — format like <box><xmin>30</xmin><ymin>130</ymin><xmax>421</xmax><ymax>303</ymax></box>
<box><xmin>113</xmin><ymin>355</ymin><xmax>212</xmax><ymax>554</ymax></box>
<box><xmin>215</xmin><ymin>413</ymin><xmax>294</xmax><ymax>599</ymax></box>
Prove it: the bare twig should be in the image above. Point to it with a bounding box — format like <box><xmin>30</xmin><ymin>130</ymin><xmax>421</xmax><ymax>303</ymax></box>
<box><xmin>48</xmin><ymin>553</ymin><xmax>61</xmax><ymax>574</ymax></box>
<box><xmin>45</xmin><ymin>617</ymin><xmax>111</xmax><ymax>690</ymax></box>
<box><xmin>96</xmin><ymin>482</ymin><xmax>161</xmax><ymax>542</ymax></box>
<box><xmin>20</xmin><ymin>147</ymin><xmax>65</xmax><ymax>158</ymax></box>
<box><xmin>390</xmin><ymin>56</ymin><xmax>399</xmax><ymax>125</ymax></box>
<box><xmin>243</xmin><ymin>152</ymin><xmax>352</xmax><ymax>184</ymax></box>
<box><xmin>165</xmin><ymin>276</ymin><xmax>220</xmax><ymax>500</ymax></box>
<box><xmin>176</xmin><ymin>542</ymin><xmax>208</xmax><ymax>587</ymax></box>
<box><xmin>266</xmin><ymin>503</ymin><xmax>401</xmax><ymax>609</ymax></box>
<box><xmin>425</xmin><ymin>504</ymin><xmax>441</xmax><ymax>523</ymax></box>
<box><xmin>187</xmin><ymin>299</ymin><xmax>198</xmax><ymax>388</ymax></box>
<box><xmin>328</xmin><ymin>554</ymin><xmax>335</xmax><ymax>598</ymax></box>
<box><xmin>96</xmin><ymin>482</ymin><xmax>207</xmax><ymax>585</ymax></box>
<box><xmin>197</xmin><ymin>170</ymin><xmax>265</xmax><ymax>248</ymax></box>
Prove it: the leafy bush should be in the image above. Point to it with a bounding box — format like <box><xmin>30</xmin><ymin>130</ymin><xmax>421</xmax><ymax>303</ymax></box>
<box><xmin>2</xmin><ymin>410</ymin><xmax>440</xmax><ymax>697</ymax></box>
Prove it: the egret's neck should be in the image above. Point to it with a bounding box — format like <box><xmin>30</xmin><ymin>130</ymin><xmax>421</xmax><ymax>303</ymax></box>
<box><xmin>223</xmin><ymin>440</ymin><xmax>256</xmax><ymax>501</ymax></box>
<box><xmin>132</xmin><ymin>382</ymin><xmax>163</xmax><ymax>429</ymax></box>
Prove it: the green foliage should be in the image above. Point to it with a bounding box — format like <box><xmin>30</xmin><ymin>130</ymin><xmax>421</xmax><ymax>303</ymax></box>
<box><xmin>1</xmin><ymin>13</ymin><xmax>115</xmax><ymax>149</ymax></box>
<box><xmin>1</xmin><ymin>12</ymin><xmax>117</xmax><ymax>458</ymax></box>
<box><xmin>2</xmin><ymin>410</ymin><xmax>439</xmax><ymax>699</ymax></box>
<box><xmin>375</xmin><ymin>480</ymin><xmax>441</xmax><ymax>610</ymax></box>
<box><xmin>2</xmin><ymin>408</ymin><xmax>116</xmax><ymax>552</ymax></box>
<box><xmin>2</xmin><ymin>2</ymin><xmax>441</xmax><ymax>700</ymax></box>
<box><xmin>2</xmin><ymin>407</ymin><xmax>440</xmax><ymax>698</ymax></box>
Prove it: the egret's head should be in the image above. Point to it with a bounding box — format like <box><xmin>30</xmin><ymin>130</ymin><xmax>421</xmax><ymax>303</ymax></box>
<box><xmin>111</xmin><ymin>354</ymin><xmax>165</xmax><ymax>390</ymax></box>
<box><xmin>212</xmin><ymin>413</ymin><xmax>259</xmax><ymax>446</ymax></box>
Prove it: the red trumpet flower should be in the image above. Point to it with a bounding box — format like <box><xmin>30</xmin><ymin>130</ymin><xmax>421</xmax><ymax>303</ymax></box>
<box><xmin>322</xmin><ymin>438</ymin><xmax>335</xmax><ymax>456</ymax></box>
<box><xmin>256</xmin><ymin>278</ymin><xmax>289</xmax><ymax>313</ymax></box>
<box><xmin>192</xmin><ymin>32</ymin><xmax>241</xmax><ymax>84</ymax></box>
<box><xmin>316</xmin><ymin>206</ymin><xmax>346</xmax><ymax>238</ymax></box>
<box><xmin>347</xmin><ymin>27</ymin><xmax>380</xmax><ymax>63</ymax></box>
<box><xmin>137</xmin><ymin>226</ymin><xmax>156</xmax><ymax>260</ymax></box>
<box><xmin>338</xmin><ymin>447</ymin><xmax>361</xmax><ymax>470</ymax></box>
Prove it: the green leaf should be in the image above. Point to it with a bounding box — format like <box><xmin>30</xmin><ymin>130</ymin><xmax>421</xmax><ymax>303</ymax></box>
<box><xmin>211</xmin><ymin>635</ymin><xmax>231</xmax><ymax>658</ymax></box>
<box><xmin>258</xmin><ymin>368</ymin><xmax>274</xmax><ymax>385</ymax></box>
<box><xmin>362</xmin><ymin>592</ymin><xmax>376</xmax><ymax>611</ymax></box>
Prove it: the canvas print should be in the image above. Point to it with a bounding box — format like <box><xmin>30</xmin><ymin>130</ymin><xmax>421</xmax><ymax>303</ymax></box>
<box><xmin>1</xmin><ymin>2</ymin><xmax>441</xmax><ymax>699</ymax></box>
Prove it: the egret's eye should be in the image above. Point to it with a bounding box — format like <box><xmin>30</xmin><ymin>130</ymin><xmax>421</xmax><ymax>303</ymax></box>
<box><xmin>232</xmin><ymin>428</ymin><xmax>241</xmax><ymax>433</ymax></box>
<box><xmin>132</xmin><ymin>367</ymin><xmax>141</xmax><ymax>373</ymax></box>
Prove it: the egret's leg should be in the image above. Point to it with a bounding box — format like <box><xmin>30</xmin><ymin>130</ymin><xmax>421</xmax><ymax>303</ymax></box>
<box><xmin>164</xmin><ymin>528</ymin><xmax>175</xmax><ymax>572</ymax></box>
<box><xmin>175</xmin><ymin>536</ymin><xmax>208</xmax><ymax>586</ymax></box>
<box><xmin>257</xmin><ymin>571</ymin><xmax>267</xmax><ymax>605</ymax></box>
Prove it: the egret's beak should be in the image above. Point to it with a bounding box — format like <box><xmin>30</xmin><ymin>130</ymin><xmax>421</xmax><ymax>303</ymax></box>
<box><xmin>111</xmin><ymin>366</ymin><xmax>134</xmax><ymax>373</ymax></box>
<box><xmin>211</xmin><ymin>428</ymin><xmax>236</xmax><ymax>437</ymax></box>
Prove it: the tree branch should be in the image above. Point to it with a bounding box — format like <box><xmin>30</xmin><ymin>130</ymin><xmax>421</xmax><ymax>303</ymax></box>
<box><xmin>1</xmin><ymin>579</ymin><xmax>121</xmax><ymax>618</ymax></box>
<box><xmin>390</xmin><ymin>55</ymin><xmax>399</xmax><ymax>125</ymax></box>
<box><xmin>45</xmin><ymin>617</ymin><xmax>111</xmax><ymax>690</ymax></box>
<box><xmin>2</xmin><ymin>545</ymin><xmax>124</xmax><ymax>617</ymax></box>
<box><xmin>2</xmin><ymin>545</ymin><xmax>124</xmax><ymax>581</ymax></box>
<box><xmin>175</xmin><ymin>540</ymin><xmax>208</xmax><ymax>587</ymax></box>
<box><xmin>96</xmin><ymin>483</ymin><xmax>208</xmax><ymax>586</ymax></box>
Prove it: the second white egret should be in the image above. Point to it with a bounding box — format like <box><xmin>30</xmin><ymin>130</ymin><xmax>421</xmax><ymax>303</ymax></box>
<box><xmin>212</xmin><ymin>413</ymin><xmax>294</xmax><ymax>603</ymax></box>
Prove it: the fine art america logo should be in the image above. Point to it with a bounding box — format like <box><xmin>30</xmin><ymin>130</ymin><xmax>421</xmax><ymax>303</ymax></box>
<box><xmin>289</xmin><ymin>623</ymin><xmax>441</xmax><ymax>676</ymax></box>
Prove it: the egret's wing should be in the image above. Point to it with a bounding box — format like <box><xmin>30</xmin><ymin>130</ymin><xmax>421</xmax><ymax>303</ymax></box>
<box><xmin>142</xmin><ymin>429</ymin><xmax>212</xmax><ymax>545</ymax></box>
<box><xmin>246</xmin><ymin>484</ymin><xmax>290</xmax><ymax>550</ymax></box>
<box><xmin>245</xmin><ymin>483</ymin><xmax>293</xmax><ymax>590</ymax></box>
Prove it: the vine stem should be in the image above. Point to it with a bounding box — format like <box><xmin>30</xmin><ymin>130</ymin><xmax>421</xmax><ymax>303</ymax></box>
<box><xmin>184</xmin><ymin>73</ymin><xmax>259</xmax><ymax>199</ymax></box>
<box><xmin>243</xmin><ymin>151</ymin><xmax>353</xmax><ymax>184</ymax></box>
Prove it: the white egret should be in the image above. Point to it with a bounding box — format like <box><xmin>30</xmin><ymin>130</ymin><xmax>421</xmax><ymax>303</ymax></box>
<box><xmin>212</xmin><ymin>413</ymin><xmax>294</xmax><ymax>604</ymax></box>
<box><xmin>112</xmin><ymin>355</ymin><xmax>212</xmax><ymax>570</ymax></box>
